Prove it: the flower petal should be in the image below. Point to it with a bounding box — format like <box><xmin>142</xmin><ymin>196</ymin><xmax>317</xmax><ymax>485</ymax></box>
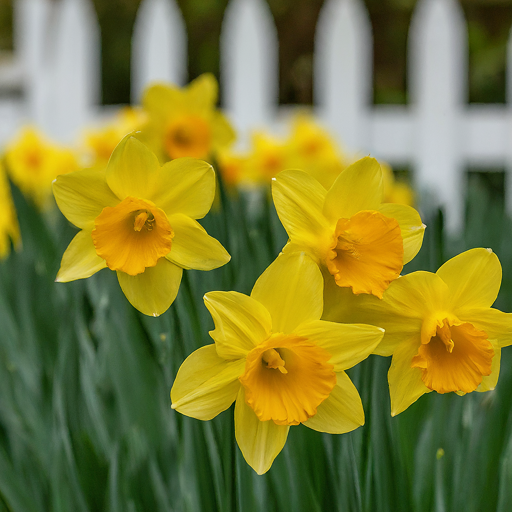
<box><xmin>459</xmin><ymin>307</ymin><xmax>512</xmax><ymax>348</ymax></box>
<box><xmin>378</xmin><ymin>203</ymin><xmax>425</xmax><ymax>264</ymax></box>
<box><xmin>166</xmin><ymin>213</ymin><xmax>230</xmax><ymax>270</ymax></box>
<box><xmin>150</xmin><ymin>158</ymin><xmax>215</xmax><ymax>219</ymax></box>
<box><xmin>52</xmin><ymin>169</ymin><xmax>119</xmax><ymax>229</ymax></box>
<box><xmin>251</xmin><ymin>252</ymin><xmax>323</xmax><ymax>333</ymax></box>
<box><xmin>117</xmin><ymin>257</ymin><xmax>183</xmax><ymax>316</ymax></box>
<box><xmin>56</xmin><ymin>229</ymin><xmax>106</xmax><ymax>282</ymax></box>
<box><xmin>295</xmin><ymin>320</ymin><xmax>384</xmax><ymax>371</ymax></box>
<box><xmin>187</xmin><ymin>73</ymin><xmax>218</xmax><ymax>111</ymax></box>
<box><xmin>322</xmin><ymin>271</ymin><xmax>442</xmax><ymax>357</ymax></box>
<box><xmin>171</xmin><ymin>345</ymin><xmax>245</xmax><ymax>420</ymax></box>
<box><xmin>436</xmin><ymin>248</ymin><xmax>502</xmax><ymax>310</ymax></box>
<box><xmin>323</xmin><ymin>157</ymin><xmax>382</xmax><ymax>223</ymax></box>
<box><xmin>477</xmin><ymin>343</ymin><xmax>501</xmax><ymax>392</ymax></box>
<box><xmin>388</xmin><ymin>337</ymin><xmax>430</xmax><ymax>416</ymax></box>
<box><xmin>303</xmin><ymin>371</ymin><xmax>364</xmax><ymax>434</ymax></box>
<box><xmin>106</xmin><ymin>135</ymin><xmax>160</xmax><ymax>200</ymax></box>
<box><xmin>234</xmin><ymin>387</ymin><xmax>289</xmax><ymax>475</ymax></box>
<box><xmin>211</xmin><ymin>111</ymin><xmax>236</xmax><ymax>150</ymax></box>
<box><xmin>204</xmin><ymin>291</ymin><xmax>272</xmax><ymax>359</ymax></box>
<box><xmin>272</xmin><ymin>170</ymin><xmax>330</xmax><ymax>252</ymax></box>
<box><xmin>141</xmin><ymin>83</ymin><xmax>176</xmax><ymax>120</ymax></box>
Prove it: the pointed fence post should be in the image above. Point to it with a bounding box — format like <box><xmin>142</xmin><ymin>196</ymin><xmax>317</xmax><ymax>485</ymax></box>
<box><xmin>409</xmin><ymin>0</ymin><xmax>467</xmax><ymax>233</ymax></box>
<box><xmin>314</xmin><ymin>0</ymin><xmax>372</xmax><ymax>153</ymax></box>
<box><xmin>13</xmin><ymin>0</ymin><xmax>53</xmax><ymax>131</ymax></box>
<box><xmin>505</xmin><ymin>29</ymin><xmax>512</xmax><ymax>217</ymax></box>
<box><xmin>48</xmin><ymin>0</ymin><xmax>100</xmax><ymax>142</ymax></box>
<box><xmin>131</xmin><ymin>0</ymin><xmax>187</xmax><ymax>103</ymax></box>
<box><xmin>220</xmin><ymin>0</ymin><xmax>278</xmax><ymax>146</ymax></box>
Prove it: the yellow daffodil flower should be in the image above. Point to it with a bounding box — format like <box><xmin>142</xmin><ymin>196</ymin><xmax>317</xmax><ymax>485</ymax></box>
<box><xmin>141</xmin><ymin>73</ymin><xmax>235</xmax><ymax>163</ymax></box>
<box><xmin>5</xmin><ymin>128</ymin><xmax>78</xmax><ymax>209</ymax></box>
<box><xmin>171</xmin><ymin>251</ymin><xmax>384</xmax><ymax>474</ymax></box>
<box><xmin>0</xmin><ymin>162</ymin><xmax>20</xmax><ymax>259</ymax></box>
<box><xmin>272</xmin><ymin>157</ymin><xmax>425</xmax><ymax>299</ymax></box>
<box><xmin>327</xmin><ymin>248</ymin><xmax>512</xmax><ymax>415</ymax></box>
<box><xmin>53</xmin><ymin>135</ymin><xmax>230</xmax><ymax>316</ymax></box>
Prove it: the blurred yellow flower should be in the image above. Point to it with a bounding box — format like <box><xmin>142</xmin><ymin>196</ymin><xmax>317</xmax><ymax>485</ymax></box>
<box><xmin>83</xmin><ymin>107</ymin><xmax>146</xmax><ymax>168</ymax></box>
<box><xmin>0</xmin><ymin>162</ymin><xmax>20</xmax><ymax>259</ymax></box>
<box><xmin>141</xmin><ymin>73</ymin><xmax>235</xmax><ymax>162</ymax></box>
<box><xmin>272</xmin><ymin>157</ymin><xmax>425</xmax><ymax>298</ymax></box>
<box><xmin>171</xmin><ymin>252</ymin><xmax>383</xmax><ymax>474</ymax></box>
<box><xmin>330</xmin><ymin>249</ymin><xmax>512</xmax><ymax>415</ymax></box>
<box><xmin>53</xmin><ymin>136</ymin><xmax>230</xmax><ymax>316</ymax></box>
<box><xmin>5</xmin><ymin>128</ymin><xmax>78</xmax><ymax>209</ymax></box>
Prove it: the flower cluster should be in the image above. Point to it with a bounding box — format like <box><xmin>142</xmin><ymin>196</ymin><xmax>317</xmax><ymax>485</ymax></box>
<box><xmin>4</xmin><ymin>74</ymin><xmax>510</xmax><ymax>476</ymax></box>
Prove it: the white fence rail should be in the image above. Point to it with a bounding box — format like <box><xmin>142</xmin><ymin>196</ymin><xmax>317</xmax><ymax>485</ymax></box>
<box><xmin>1</xmin><ymin>0</ymin><xmax>512</xmax><ymax>231</ymax></box>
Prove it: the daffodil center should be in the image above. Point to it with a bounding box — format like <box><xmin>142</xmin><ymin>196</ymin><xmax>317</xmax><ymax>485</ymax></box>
<box><xmin>411</xmin><ymin>318</ymin><xmax>494</xmax><ymax>394</ymax></box>
<box><xmin>164</xmin><ymin>115</ymin><xmax>211</xmax><ymax>159</ymax></box>
<box><xmin>92</xmin><ymin>196</ymin><xmax>174</xmax><ymax>276</ymax></box>
<box><xmin>325</xmin><ymin>210</ymin><xmax>404</xmax><ymax>298</ymax></box>
<box><xmin>239</xmin><ymin>333</ymin><xmax>336</xmax><ymax>426</ymax></box>
<box><xmin>133</xmin><ymin>210</ymin><xmax>154</xmax><ymax>232</ymax></box>
<box><xmin>261</xmin><ymin>348</ymin><xmax>288</xmax><ymax>374</ymax></box>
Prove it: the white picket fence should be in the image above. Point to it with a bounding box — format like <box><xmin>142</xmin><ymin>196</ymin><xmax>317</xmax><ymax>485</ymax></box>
<box><xmin>1</xmin><ymin>0</ymin><xmax>511</xmax><ymax>231</ymax></box>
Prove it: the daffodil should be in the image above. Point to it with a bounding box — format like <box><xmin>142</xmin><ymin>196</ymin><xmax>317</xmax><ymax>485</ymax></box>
<box><xmin>5</xmin><ymin>127</ymin><xmax>78</xmax><ymax>209</ymax></box>
<box><xmin>0</xmin><ymin>162</ymin><xmax>20</xmax><ymax>259</ymax></box>
<box><xmin>53</xmin><ymin>135</ymin><xmax>230</xmax><ymax>316</ymax></box>
<box><xmin>171</xmin><ymin>252</ymin><xmax>384</xmax><ymax>474</ymax></box>
<box><xmin>328</xmin><ymin>248</ymin><xmax>512</xmax><ymax>415</ymax></box>
<box><xmin>141</xmin><ymin>73</ymin><xmax>235</xmax><ymax>163</ymax></box>
<box><xmin>272</xmin><ymin>157</ymin><xmax>425</xmax><ymax>298</ymax></box>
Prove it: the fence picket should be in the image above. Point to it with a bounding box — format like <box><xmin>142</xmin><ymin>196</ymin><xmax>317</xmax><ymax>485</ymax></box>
<box><xmin>131</xmin><ymin>0</ymin><xmax>187</xmax><ymax>103</ymax></box>
<box><xmin>220</xmin><ymin>0</ymin><xmax>278</xmax><ymax>145</ymax></box>
<box><xmin>315</xmin><ymin>0</ymin><xmax>372</xmax><ymax>154</ymax></box>
<box><xmin>48</xmin><ymin>0</ymin><xmax>100</xmax><ymax>142</ymax></box>
<box><xmin>409</xmin><ymin>0</ymin><xmax>467</xmax><ymax>232</ymax></box>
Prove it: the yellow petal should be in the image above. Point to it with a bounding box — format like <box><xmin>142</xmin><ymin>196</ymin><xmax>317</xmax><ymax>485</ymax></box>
<box><xmin>234</xmin><ymin>387</ymin><xmax>289</xmax><ymax>475</ymax></box>
<box><xmin>378</xmin><ymin>203</ymin><xmax>425</xmax><ymax>264</ymax></box>
<box><xmin>204</xmin><ymin>291</ymin><xmax>272</xmax><ymax>359</ymax></box>
<box><xmin>272</xmin><ymin>170</ymin><xmax>330</xmax><ymax>252</ymax></box>
<box><xmin>303</xmin><ymin>371</ymin><xmax>364</xmax><ymax>434</ymax></box>
<box><xmin>251</xmin><ymin>252</ymin><xmax>323</xmax><ymax>333</ymax></box>
<box><xmin>477</xmin><ymin>343</ymin><xmax>501</xmax><ymax>392</ymax></box>
<box><xmin>211</xmin><ymin>111</ymin><xmax>236</xmax><ymax>150</ymax></box>
<box><xmin>106</xmin><ymin>135</ymin><xmax>160</xmax><ymax>200</ymax></box>
<box><xmin>323</xmin><ymin>271</ymin><xmax>444</xmax><ymax>357</ymax></box>
<box><xmin>52</xmin><ymin>169</ymin><xmax>119</xmax><ymax>229</ymax></box>
<box><xmin>187</xmin><ymin>73</ymin><xmax>218</xmax><ymax>111</ymax></box>
<box><xmin>171</xmin><ymin>345</ymin><xmax>245</xmax><ymax>420</ymax></box>
<box><xmin>388</xmin><ymin>337</ymin><xmax>430</xmax><ymax>416</ymax></box>
<box><xmin>150</xmin><ymin>158</ymin><xmax>215</xmax><ymax>219</ymax></box>
<box><xmin>117</xmin><ymin>257</ymin><xmax>182</xmax><ymax>316</ymax></box>
<box><xmin>459</xmin><ymin>307</ymin><xmax>512</xmax><ymax>348</ymax></box>
<box><xmin>323</xmin><ymin>157</ymin><xmax>382</xmax><ymax>223</ymax></box>
<box><xmin>141</xmin><ymin>83</ymin><xmax>177</xmax><ymax>120</ymax></box>
<box><xmin>295</xmin><ymin>320</ymin><xmax>384</xmax><ymax>371</ymax></box>
<box><xmin>56</xmin><ymin>229</ymin><xmax>106</xmax><ymax>282</ymax></box>
<box><xmin>436</xmin><ymin>248</ymin><xmax>502</xmax><ymax>310</ymax></box>
<box><xmin>165</xmin><ymin>213</ymin><xmax>230</xmax><ymax>270</ymax></box>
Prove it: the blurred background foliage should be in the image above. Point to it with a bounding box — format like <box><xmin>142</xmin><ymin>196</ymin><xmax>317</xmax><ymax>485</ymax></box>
<box><xmin>1</xmin><ymin>0</ymin><xmax>512</xmax><ymax>105</ymax></box>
